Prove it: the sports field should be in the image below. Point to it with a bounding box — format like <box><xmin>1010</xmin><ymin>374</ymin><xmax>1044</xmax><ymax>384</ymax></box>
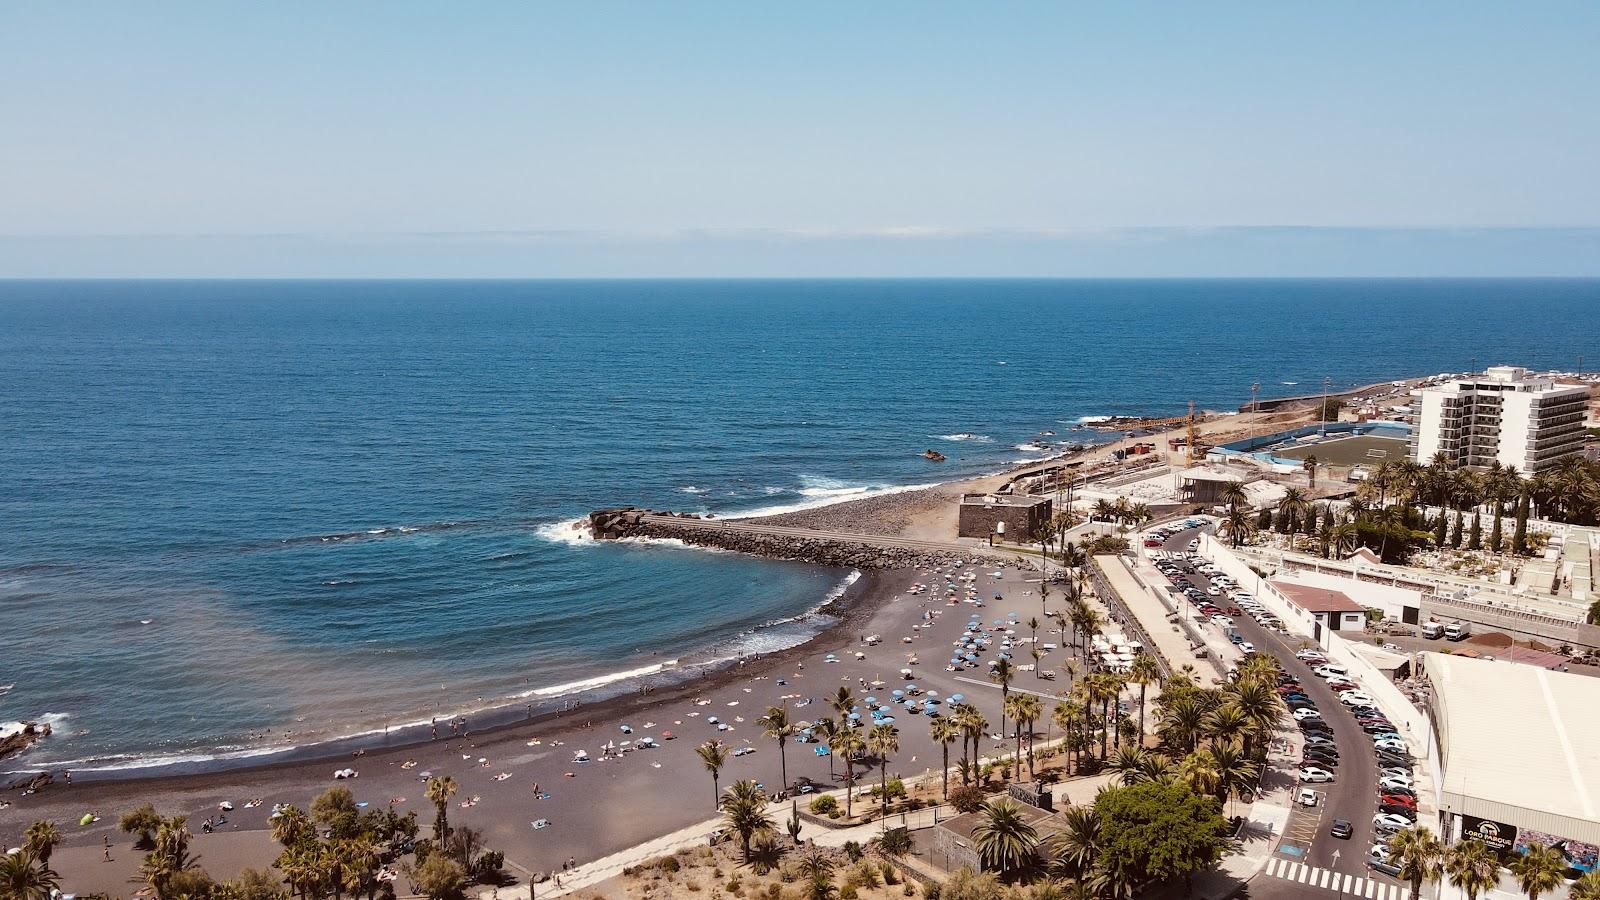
<box><xmin>1273</xmin><ymin>434</ymin><xmax>1410</xmax><ymax>467</ymax></box>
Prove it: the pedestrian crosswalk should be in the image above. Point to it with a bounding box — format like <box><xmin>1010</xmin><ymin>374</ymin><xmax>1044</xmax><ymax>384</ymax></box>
<box><xmin>1264</xmin><ymin>857</ymin><xmax>1402</xmax><ymax>899</ymax></box>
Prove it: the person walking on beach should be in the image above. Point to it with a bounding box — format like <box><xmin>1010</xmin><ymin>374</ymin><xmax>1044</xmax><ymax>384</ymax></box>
<box><xmin>431</xmin><ymin>718</ymin><xmax>437</xmax><ymax>740</ymax></box>
<box><xmin>103</xmin><ymin>836</ymin><xmax>111</xmax><ymax>862</ymax></box>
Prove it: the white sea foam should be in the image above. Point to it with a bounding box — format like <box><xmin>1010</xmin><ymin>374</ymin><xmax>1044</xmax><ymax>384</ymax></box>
<box><xmin>1076</xmin><ymin>415</ymin><xmax>1115</xmax><ymax>424</ymax></box>
<box><xmin>533</xmin><ymin>518</ymin><xmax>592</xmax><ymax>546</ymax></box>
<box><xmin>729</xmin><ymin>478</ymin><xmax>941</xmax><ymax>519</ymax></box>
<box><xmin>677</xmin><ymin>485</ymin><xmax>709</xmax><ymax>494</ymax></box>
<box><xmin>34</xmin><ymin>743</ymin><xmax>299</xmax><ymax>774</ymax></box>
<box><xmin>611</xmin><ymin>536</ymin><xmax>732</xmax><ymax>554</ymax></box>
<box><xmin>933</xmin><ymin>433</ymin><xmax>994</xmax><ymax>443</ymax></box>
<box><xmin>516</xmin><ymin>662</ymin><xmax>678</xmax><ymax>700</ymax></box>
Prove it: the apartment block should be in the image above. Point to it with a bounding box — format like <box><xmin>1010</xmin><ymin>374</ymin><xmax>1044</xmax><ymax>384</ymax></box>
<box><xmin>1409</xmin><ymin>366</ymin><xmax>1589</xmax><ymax>473</ymax></box>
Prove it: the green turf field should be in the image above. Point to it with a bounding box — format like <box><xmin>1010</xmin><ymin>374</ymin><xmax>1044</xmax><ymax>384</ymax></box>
<box><xmin>1273</xmin><ymin>434</ymin><xmax>1410</xmax><ymax>466</ymax></box>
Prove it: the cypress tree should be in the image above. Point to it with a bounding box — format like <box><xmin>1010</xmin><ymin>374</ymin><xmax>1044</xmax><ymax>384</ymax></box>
<box><xmin>1467</xmin><ymin>510</ymin><xmax>1482</xmax><ymax>551</ymax></box>
<box><xmin>1433</xmin><ymin>511</ymin><xmax>1448</xmax><ymax>546</ymax></box>
<box><xmin>1258</xmin><ymin>509</ymin><xmax>1274</xmax><ymax>531</ymax></box>
<box><xmin>1489</xmin><ymin>503</ymin><xmax>1503</xmax><ymax>552</ymax></box>
<box><xmin>1449</xmin><ymin>510</ymin><xmax>1464</xmax><ymax>548</ymax></box>
<box><xmin>1512</xmin><ymin>495</ymin><xmax>1529</xmax><ymax>556</ymax></box>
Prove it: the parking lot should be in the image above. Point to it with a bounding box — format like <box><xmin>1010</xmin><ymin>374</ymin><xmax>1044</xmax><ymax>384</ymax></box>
<box><xmin>1148</xmin><ymin>523</ymin><xmax>1409</xmax><ymax>889</ymax></box>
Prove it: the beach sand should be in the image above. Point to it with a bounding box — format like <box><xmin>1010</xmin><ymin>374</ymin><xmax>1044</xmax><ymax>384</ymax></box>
<box><xmin>3</xmin><ymin>562</ymin><xmax>1128</xmax><ymax>895</ymax></box>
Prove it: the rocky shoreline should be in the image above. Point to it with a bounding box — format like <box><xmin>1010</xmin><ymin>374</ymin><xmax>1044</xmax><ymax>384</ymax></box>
<box><xmin>0</xmin><ymin>722</ymin><xmax>51</xmax><ymax>764</ymax></box>
<box><xmin>587</xmin><ymin>507</ymin><xmax>1018</xmax><ymax>570</ymax></box>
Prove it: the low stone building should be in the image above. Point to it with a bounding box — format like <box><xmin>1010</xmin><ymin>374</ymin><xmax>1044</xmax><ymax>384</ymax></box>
<box><xmin>958</xmin><ymin>494</ymin><xmax>1053</xmax><ymax>541</ymax></box>
<box><xmin>930</xmin><ymin>801</ymin><xmax>1065</xmax><ymax>873</ymax></box>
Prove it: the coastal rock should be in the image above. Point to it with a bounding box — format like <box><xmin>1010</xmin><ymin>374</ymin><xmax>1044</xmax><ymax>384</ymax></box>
<box><xmin>923</xmin><ymin>449</ymin><xmax>947</xmax><ymax>461</ymax></box>
<box><xmin>0</xmin><ymin>721</ymin><xmax>52</xmax><ymax>763</ymax></box>
<box><xmin>587</xmin><ymin>508</ymin><xmax>1017</xmax><ymax>571</ymax></box>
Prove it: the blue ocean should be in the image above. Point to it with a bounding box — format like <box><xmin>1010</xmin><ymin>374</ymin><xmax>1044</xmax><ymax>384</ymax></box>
<box><xmin>2</xmin><ymin>278</ymin><xmax>1596</xmax><ymax>770</ymax></box>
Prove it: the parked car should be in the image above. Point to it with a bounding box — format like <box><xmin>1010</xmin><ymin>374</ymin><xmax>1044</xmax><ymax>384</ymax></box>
<box><xmin>1297</xmin><ymin>788</ymin><xmax>1319</xmax><ymax>808</ymax></box>
<box><xmin>1374</xmin><ymin>812</ymin><xmax>1415</xmax><ymax>828</ymax></box>
<box><xmin>1374</xmin><ymin>739</ymin><xmax>1409</xmax><ymax>754</ymax></box>
<box><xmin>1299</xmin><ymin>767</ymin><xmax>1335</xmax><ymax>783</ymax></box>
<box><xmin>1379</xmin><ymin>794</ymin><xmax>1417</xmax><ymax>809</ymax></box>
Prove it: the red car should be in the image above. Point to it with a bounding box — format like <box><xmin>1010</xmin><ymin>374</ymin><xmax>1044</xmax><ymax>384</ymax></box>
<box><xmin>1379</xmin><ymin>793</ymin><xmax>1417</xmax><ymax>808</ymax></box>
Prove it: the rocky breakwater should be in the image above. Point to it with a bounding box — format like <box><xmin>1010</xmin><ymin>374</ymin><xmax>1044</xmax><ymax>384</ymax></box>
<box><xmin>588</xmin><ymin>507</ymin><xmax>1018</xmax><ymax>571</ymax></box>
<box><xmin>0</xmin><ymin>720</ymin><xmax>51</xmax><ymax>763</ymax></box>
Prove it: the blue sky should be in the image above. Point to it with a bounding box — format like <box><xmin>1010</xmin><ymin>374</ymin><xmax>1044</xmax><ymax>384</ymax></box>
<box><xmin>4</xmin><ymin>3</ymin><xmax>1599</xmax><ymax>276</ymax></box>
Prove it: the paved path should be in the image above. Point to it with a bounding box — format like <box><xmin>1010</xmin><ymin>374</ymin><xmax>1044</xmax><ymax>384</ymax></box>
<box><xmin>1092</xmin><ymin>554</ymin><xmax>1220</xmax><ymax>683</ymax></box>
<box><xmin>640</xmin><ymin>514</ymin><xmax>1023</xmax><ymax>560</ymax></box>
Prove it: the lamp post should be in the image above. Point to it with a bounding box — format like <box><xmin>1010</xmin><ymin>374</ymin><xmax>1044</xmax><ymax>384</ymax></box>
<box><xmin>1251</xmin><ymin>382</ymin><xmax>1260</xmax><ymax>414</ymax></box>
<box><xmin>1320</xmin><ymin>376</ymin><xmax>1332</xmax><ymax>437</ymax></box>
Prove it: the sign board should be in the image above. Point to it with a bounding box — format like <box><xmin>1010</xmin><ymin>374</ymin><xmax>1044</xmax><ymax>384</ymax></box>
<box><xmin>1460</xmin><ymin>815</ymin><xmax>1518</xmax><ymax>854</ymax></box>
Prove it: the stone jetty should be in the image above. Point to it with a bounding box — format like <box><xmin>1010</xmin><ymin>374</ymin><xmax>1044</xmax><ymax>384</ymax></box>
<box><xmin>587</xmin><ymin>507</ymin><xmax>1019</xmax><ymax>571</ymax></box>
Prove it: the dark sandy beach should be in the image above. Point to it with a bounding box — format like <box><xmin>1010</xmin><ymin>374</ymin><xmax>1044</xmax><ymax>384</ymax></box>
<box><xmin>3</xmin><ymin>560</ymin><xmax>1116</xmax><ymax>896</ymax></box>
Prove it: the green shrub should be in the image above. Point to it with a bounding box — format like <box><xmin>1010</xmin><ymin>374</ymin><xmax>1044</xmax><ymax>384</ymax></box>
<box><xmin>809</xmin><ymin>795</ymin><xmax>839</xmax><ymax>816</ymax></box>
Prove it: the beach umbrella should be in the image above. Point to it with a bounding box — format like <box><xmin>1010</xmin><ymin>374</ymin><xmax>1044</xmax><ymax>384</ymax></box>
<box><xmin>924</xmin><ymin>689</ymin><xmax>938</xmax><ymax>697</ymax></box>
<box><xmin>880</xmin><ymin>716</ymin><xmax>895</xmax><ymax>724</ymax></box>
<box><xmin>949</xmin><ymin>693</ymin><xmax>965</xmax><ymax>703</ymax></box>
<box><xmin>905</xmin><ymin>684</ymin><xmax>918</xmax><ymax>692</ymax></box>
<box><xmin>79</xmin><ymin>813</ymin><xmax>94</xmax><ymax>826</ymax></box>
<box><xmin>891</xmin><ymin>689</ymin><xmax>904</xmax><ymax>698</ymax></box>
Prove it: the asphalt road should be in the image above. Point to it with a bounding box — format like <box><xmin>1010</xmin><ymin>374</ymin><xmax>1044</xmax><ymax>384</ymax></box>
<box><xmin>1154</xmin><ymin>526</ymin><xmax>1397</xmax><ymax>887</ymax></box>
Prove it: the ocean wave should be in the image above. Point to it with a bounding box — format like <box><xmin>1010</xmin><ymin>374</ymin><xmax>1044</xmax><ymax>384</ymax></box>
<box><xmin>516</xmin><ymin>661</ymin><xmax>680</xmax><ymax>700</ymax></box>
<box><xmin>729</xmin><ymin>477</ymin><xmax>940</xmax><ymax>519</ymax></box>
<box><xmin>1015</xmin><ymin>441</ymin><xmax>1053</xmax><ymax>452</ymax></box>
<box><xmin>29</xmin><ymin>742</ymin><xmax>300</xmax><ymax>775</ymax></box>
<box><xmin>260</xmin><ymin>521</ymin><xmax>477</xmax><ymax>550</ymax></box>
<box><xmin>676</xmin><ymin>485</ymin><xmax>710</xmax><ymax>494</ymax></box>
<box><xmin>533</xmin><ymin>518</ymin><xmax>593</xmax><ymax>546</ymax></box>
<box><xmin>933</xmin><ymin>433</ymin><xmax>993</xmax><ymax>443</ymax></box>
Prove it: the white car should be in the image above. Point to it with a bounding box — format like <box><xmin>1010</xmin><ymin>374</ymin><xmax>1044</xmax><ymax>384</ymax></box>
<box><xmin>1296</xmin><ymin>788</ymin><xmax>1319</xmax><ymax>807</ymax></box>
<box><xmin>1293</xmin><ymin>708</ymin><xmax>1323</xmax><ymax>720</ymax></box>
<box><xmin>1340</xmin><ymin>692</ymin><xmax>1376</xmax><ymax>706</ymax></box>
<box><xmin>1239</xmin><ymin>642</ymin><xmax>1256</xmax><ymax>655</ymax></box>
<box><xmin>1374</xmin><ymin>812</ymin><xmax>1415</xmax><ymax>830</ymax></box>
<box><xmin>1296</xmin><ymin>650</ymin><xmax>1322</xmax><ymax>659</ymax></box>
<box><xmin>1315</xmin><ymin>665</ymin><xmax>1349</xmax><ymax>678</ymax></box>
<box><xmin>1299</xmin><ymin>767</ymin><xmax>1335</xmax><ymax>783</ymax></box>
<box><xmin>1379</xmin><ymin>775</ymin><xmax>1413</xmax><ymax>791</ymax></box>
<box><xmin>1211</xmin><ymin>615</ymin><xmax>1234</xmax><ymax>627</ymax></box>
<box><xmin>1374</xmin><ymin>739</ymin><xmax>1409</xmax><ymax>754</ymax></box>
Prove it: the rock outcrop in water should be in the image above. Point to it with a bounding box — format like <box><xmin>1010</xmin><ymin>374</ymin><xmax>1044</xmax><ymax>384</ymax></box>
<box><xmin>0</xmin><ymin>721</ymin><xmax>51</xmax><ymax>763</ymax></box>
<box><xmin>588</xmin><ymin>508</ymin><xmax>1017</xmax><ymax>571</ymax></box>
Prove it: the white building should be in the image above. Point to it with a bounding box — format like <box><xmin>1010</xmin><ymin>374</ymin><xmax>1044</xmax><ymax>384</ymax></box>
<box><xmin>1410</xmin><ymin>366</ymin><xmax>1590</xmax><ymax>473</ymax></box>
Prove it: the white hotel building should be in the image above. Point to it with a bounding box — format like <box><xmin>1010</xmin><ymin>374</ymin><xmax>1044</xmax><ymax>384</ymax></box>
<box><xmin>1409</xmin><ymin>366</ymin><xmax>1590</xmax><ymax>473</ymax></box>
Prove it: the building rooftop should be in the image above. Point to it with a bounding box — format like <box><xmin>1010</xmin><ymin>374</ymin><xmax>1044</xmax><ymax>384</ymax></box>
<box><xmin>1270</xmin><ymin>580</ymin><xmax>1366</xmax><ymax>613</ymax></box>
<box><xmin>1424</xmin><ymin>652</ymin><xmax>1600</xmax><ymax>842</ymax></box>
<box><xmin>959</xmin><ymin>493</ymin><xmax>1050</xmax><ymax>508</ymax></box>
<box><xmin>1178</xmin><ymin>466</ymin><xmax>1254</xmax><ymax>484</ymax></box>
<box><xmin>935</xmin><ymin>802</ymin><xmax>1062</xmax><ymax>842</ymax></box>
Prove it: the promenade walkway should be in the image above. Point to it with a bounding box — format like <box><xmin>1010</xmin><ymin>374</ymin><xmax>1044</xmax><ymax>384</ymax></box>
<box><xmin>1093</xmin><ymin>555</ymin><xmax>1222</xmax><ymax>683</ymax></box>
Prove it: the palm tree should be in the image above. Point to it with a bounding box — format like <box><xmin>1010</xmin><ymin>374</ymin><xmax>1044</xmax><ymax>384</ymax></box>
<box><xmin>831</xmin><ymin>686</ymin><xmax>857</xmax><ymax>720</ymax></box>
<box><xmin>696</xmin><ymin>740</ymin><xmax>728</xmax><ymax>809</ymax></box>
<box><xmin>831</xmin><ymin>727</ymin><xmax>866</xmax><ymax>818</ymax></box>
<box><xmin>1207</xmin><ymin>743</ymin><xmax>1260</xmax><ymax>815</ymax></box>
<box><xmin>866</xmin><ymin>722</ymin><xmax>900</xmax><ymax>821</ymax></box>
<box><xmin>1302</xmin><ymin>455</ymin><xmax>1319</xmax><ymax>489</ymax></box>
<box><xmin>1158</xmin><ymin>692</ymin><xmax>1207</xmax><ymax>755</ymax></box>
<box><xmin>1127</xmin><ymin>652</ymin><xmax>1160</xmax><ymax>740</ymax></box>
<box><xmin>758</xmin><ymin>705</ymin><xmax>794</xmax><ymax>794</ymax></box>
<box><xmin>991</xmin><ymin>657</ymin><xmax>1017</xmax><ymax>741</ymax></box>
<box><xmin>1052</xmin><ymin>702</ymin><xmax>1085</xmax><ymax>773</ymax></box>
<box><xmin>1088</xmin><ymin>673</ymin><xmax>1124</xmax><ymax>759</ymax></box>
<box><xmin>1218</xmin><ymin>506</ymin><xmax>1256</xmax><ymax>548</ymax></box>
<box><xmin>1106</xmin><ymin>746</ymin><xmax>1153</xmax><ymax>786</ymax></box>
<box><xmin>972</xmin><ymin>800</ymin><xmax>1042</xmax><ymax>878</ymax></box>
<box><xmin>1388</xmin><ymin>826</ymin><xmax>1444</xmax><ymax>900</ymax></box>
<box><xmin>1012</xmin><ymin>693</ymin><xmax>1042</xmax><ymax>777</ymax></box>
<box><xmin>1178</xmin><ymin>751</ymin><xmax>1220</xmax><ymax>798</ymax></box>
<box><xmin>719</xmin><ymin>779</ymin><xmax>773</xmax><ymax>862</ymax></box>
<box><xmin>813</xmin><ymin>715</ymin><xmax>839</xmax><ymax>780</ymax></box>
<box><xmin>137</xmin><ymin>814</ymin><xmax>200</xmax><ymax>900</ymax></box>
<box><xmin>269</xmin><ymin>803</ymin><xmax>313</xmax><ymax>848</ymax></box>
<box><xmin>424</xmin><ymin>775</ymin><xmax>457</xmax><ymax>843</ymax></box>
<box><xmin>953</xmin><ymin>703</ymin><xmax>986</xmax><ymax>785</ymax></box>
<box><xmin>1444</xmin><ymin>839</ymin><xmax>1501</xmax><ymax>900</ymax></box>
<box><xmin>0</xmin><ymin>849</ymin><xmax>60</xmax><ymax>900</ymax></box>
<box><xmin>22</xmin><ymin>821</ymin><xmax>62</xmax><ymax>865</ymax></box>
<box><xmin>930</xmin><ymin>716</ymin><xmax>960</xmax><ymax>799</ymax></box>
<box><xmin>1219</xmin><ymin>479</ymin><xmax>1249</xmax><ymax>511</ymax></box>
<box><xmin>1278</xmin><ymin>487</ymin><xmax>1310</xmax><ymax>536</ymax></box>
<box><xmin>1049</xmin><ymin>806</ymin><xmax>1101</xmax><ymax>880</ymax></box>
<box><xmin>1331</xmin><ymin>521</ymin><xmax>1359</xmax><ymax>556</ymax></box>
<box><xmin>1203</xmin><ymin>704</ymin><xmax>1251</xmax><ymax>751</ymax></box>
<box><xmin>1509</xmin><ymin>842</ymin><xmax>1567</xmax><ymax>900</ymax></box>
<box><xmin>1569</xmin><ymin>870</ymin><xmax>1600</xmax><ymax>900</ymax></box>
